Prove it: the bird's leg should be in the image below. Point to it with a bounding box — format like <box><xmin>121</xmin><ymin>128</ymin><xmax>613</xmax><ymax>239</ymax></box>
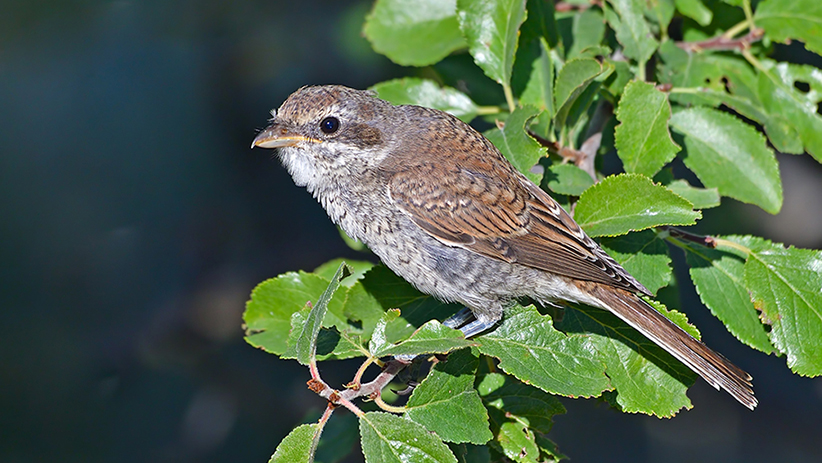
<box><xmin>442</xmin><ymin>307</ymin><xmax>475</xmax><ymax>329</ymax></box>
<box><xmin>456</xmin><ymin>318</ymin><xmax>497</xmax><ymax>338</ymax></box>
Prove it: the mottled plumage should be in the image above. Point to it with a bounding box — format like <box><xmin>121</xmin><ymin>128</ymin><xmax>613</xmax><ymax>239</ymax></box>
<box><xmin>253</xmin><ymin>85</ymin><xmax>756</xmax><ymax>410</ymax></box>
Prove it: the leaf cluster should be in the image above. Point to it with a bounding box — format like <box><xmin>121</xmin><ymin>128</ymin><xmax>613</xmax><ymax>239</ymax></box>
<box><xmin>251</xmin><ymin>0</ymin><xmax>822</xmax><ymax>461</ymax></box>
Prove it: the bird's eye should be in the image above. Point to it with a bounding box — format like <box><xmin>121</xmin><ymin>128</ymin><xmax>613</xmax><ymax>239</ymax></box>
<box><xmin>320</xmin><ymin>116</ymin><xmax>340</xmax><ymax>134</ymax></box>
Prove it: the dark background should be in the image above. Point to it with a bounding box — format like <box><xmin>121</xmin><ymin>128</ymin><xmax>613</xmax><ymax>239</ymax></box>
<box><xmin>2</xmin><ymin>1</ymin><xmax>821</xmax><ymax>462</ymax></box>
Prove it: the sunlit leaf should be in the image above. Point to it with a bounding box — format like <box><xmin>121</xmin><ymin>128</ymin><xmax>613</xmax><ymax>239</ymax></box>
<box><xmin>407</xmin><ymin>349</ymin><xmax>492</xmax><ymax>444</ymax></box>
<box><xmin>359</xmin><ymin>412</ymin><xmax>458</xmax><ymax>463</ymax></box>
<box><xmin>364</xmin><ymin>0</ymin><xmax>466</xmax><ymax>66</ymax></box>
<box><xmin>283</xmin><ymin>263</ymin><xmax>350</xmax><ymax>365</ymax></box>
<box><xmin>575</xmin><ymin>174</ymin><xmax>701</xmax><ymax>237</ymax></box>
<box><xmin>755</xmin><ymin>0</ymin><xmax>822</xmax><ymax>56</ymax></box>
<box><xmin>614</xmin><ymin>80</ymin><xmax>680</xmax><ymax>177</ymax></box>
<box><xmin>269</xmin><ymin>424</ymin><xmax>318</xmax><ymax>463</ymax></box>
<box><xmin>683</xmin><ymin>236</ymin><xmax>774</xmax><ymax>353</ymax></box>
<box><xmin>476</xmin><ymin>304</ymin><xmax>612</xmax><ymax>398</ymax></box>
<box><xmin>457</xmin><ymin>0</ymin><xmax>528</xmax><ymax>88</ymax></box>
<box><xmin>743</xmin><ymin>238</ymin><xmax>822</xmax><ymax>376</ymax></box>
<box><xmin>669</xmin><ymin>107</ymin><xmax>783</xmax><ymax>214</ymax></box>
<box><xmin>605</xmin><ymin>0</ymin><xmax>659</xmax><ymax>64</ymax></box>
<box><xmin>372</xmin><ymin>78</ymin><xmax>481</xmax><ymax>122</ymax></box>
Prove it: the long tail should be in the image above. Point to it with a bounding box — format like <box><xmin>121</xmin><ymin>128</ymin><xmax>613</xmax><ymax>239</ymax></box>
<box><xmin>589</xmin><ymin>284</ymin><xmax>757</xmax><ymax>410</ymax></box>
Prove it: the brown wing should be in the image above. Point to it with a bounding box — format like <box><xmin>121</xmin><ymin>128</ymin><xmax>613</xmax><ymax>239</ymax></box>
<box><xmin>386</xmin><ymin>152</ymin><xmax>650</xmax><ymax>296</ymax></box>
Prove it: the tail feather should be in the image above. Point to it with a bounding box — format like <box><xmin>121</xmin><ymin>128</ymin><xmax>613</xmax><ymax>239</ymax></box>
<box><xmin>589</xmin><ymin>284</ymin><xmax>757</xmax><ymax>410</ymax></box>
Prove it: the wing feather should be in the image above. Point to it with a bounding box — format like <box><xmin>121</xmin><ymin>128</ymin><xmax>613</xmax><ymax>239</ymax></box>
<box><xmin>387</xmin><ymin>158</ymin><xmax>649</xmax><ymax>294</ymax></box>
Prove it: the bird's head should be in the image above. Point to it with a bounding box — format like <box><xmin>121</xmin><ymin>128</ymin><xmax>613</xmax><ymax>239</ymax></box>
<box><xmin>252</xmin><ymin>85</ymin><xmax>393</xmax><ymax>191</ymax></box>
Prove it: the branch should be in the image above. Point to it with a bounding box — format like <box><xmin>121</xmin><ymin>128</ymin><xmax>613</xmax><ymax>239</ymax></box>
<box><xmin>308</xmin><ymin>357</ymin><xmax>412</xmax><ymax>415</ymax></box>
<box><xmin>658</xmin><ymin>225</ymin><xmax>717</xmax><ymax>248</ymax></box>
<box><xmin>675</xmin><ymin>28</ymin><xmax>764</xmax><ymax>52</ymax></box>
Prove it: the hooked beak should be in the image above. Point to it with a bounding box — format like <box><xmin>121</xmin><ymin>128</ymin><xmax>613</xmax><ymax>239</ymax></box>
<box><xmin>251</xmin><ymin>121</ymin><xmax>318</xmax><ymax>149</ymax></box>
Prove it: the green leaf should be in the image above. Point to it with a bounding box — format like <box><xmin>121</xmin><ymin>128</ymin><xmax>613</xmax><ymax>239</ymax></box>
<box><xmin>363</xmin><ymin>0</ymin><xmax>466</xmax><ymax>66</ymax></box>
<box><xmin>669</xmin><ymin>107</ymin><xmax>783</xmax><ymax>214</ymax></box>
<box><xmin>647</xmin><ymin>0</ymin><xmax>675</xmax><ymax>32</ymax></box>
<box><xmin>371</xmin><ymin>78</ymin><xmax>481</xmax><ymax>123</ymax></box>
<box><xmin>575</xmin><ymin>173</ymin><xmax>701</xmax><ymax>237</ymax></box>
<box><xmin>646</xmin><ymin>297</ymin><xmax>701</xmax><ymax>339</ymax></box>
<box><xmin>313</xmin><ymin>258</ymin><xmax>374</xmax><ymax>287</ymax></box>
<box><xmin>605</xmin><ymin>0</ymin><xmax>659</xmax><ymax>64</ymax></box>
<box><xmin>604</xmin><ymin>59</ymin><xmax>634</xmax><ymax>97</ymax></box>
<box><xmin>477</xmin><ymin>372</ymin><xmax>565</xmax><ymax>435</ymax></box>
<box><xmin>520</xmin><ymin>38</ymin><xmax>555</xmax><ymax>118</ymax></box>
<box><xmin>524</xmin><ymin>0</ymin><xmax>559</xmax><ymax>49</ymax></box>
<box><xmin>313</xmin><ymin>326</ymin><xmax>369</xmax><ymax>361</ymax></box>
<box><xmin>283</xmin><ymin>263</ymin><xmax>350</xmax><ymax>365</ymax></box>
<box><xmin>244</xmin><ymin>271</ymin><xmax>346</xmax><ymax>355</ymax></box>
<box><xmin>563</xmin><ymin>62</ymin><xmax>612</xmax><ymax>136</ymax></box>
<box><xmin>484</xmin><ymin>105</ymin><xmax>546</xmax><ymax>183</ymax></box>
<box><xmin>286</xmin><ymin>303</ymin><xmax>373</xmax><ymax>361</ymax></box>
<box><xmin>665</xmin><ymin>179</ymin><xmax>720</xmax><ymax>210</ymax></box>
<box><xmin>368</xmin><ymin>309</ymin><xmax>401</xmax><ymax>356</ymax></box>
<box><xmin>276</xmin><ymin>269</ymin><xmax>383</xmax><ymax>361</ymax></box>
<box><xmin>657</xmin><ymin>41</ymin><xmax>804</xmax><ymax>155</ymax></box>
<box><xmin>341</xmin><ymin>281</ymin><xmax>386</xmax><ymax>340</ymax></box>
<box><xmin>675</xmin><ymin>0</ymin><xmax>712</xmax><ymax>25</ymax></box>
<box><xmin>554</xmin><ymin>58</ymin><xmax>606</xmax><ymax>131</ymax></box>
<box><xmin>657</xmin><ymin>41</ymin><xmax>765</xmax><ymax>116</ymax></box>
<box><xmin>755</xmin><ymin>0</ymin><xmax>822</xmax><ymax>57</ymax></box>
<box><xmin>476</xmin><ymin>304</ymin><xmax>612</xmax><ymax>398</ymax></box>
<box><xmin>269</xmin><ymin>423</ymin><xmax>318</xmax><ymax>463</ymax></box>
<box><xmin>457</xmin><ymin>0</ymin><xmax>528</xmax><ymax>88</ymax></box>
<box><xmin>614</xmin><ymin>81</ymin><xmax>680</xmax><ymax>177</ymax></box>
<box><xmin>486</xmin><ymin>412</ymin><xmax>540</xmax><ymax>462</ymax></box>
<box><xmin>682</xmin><ymin>237</ymin><xmax>774</xmax><ymax>353</ymax></box>
<box><xmin>406</xmin><ymin>349</ymin><xmax>492</xmax><ymax>444</ymax></box>
<box><xmin>565</xmin><ymin>8</ymin><xmax>606</xmax><ymax>60</ymax></box>
<box><xmin>557</xmin><ymin>301</ymin><xmax>698</xmax><ymax>417</ymax></box>
<box><xmin>371</xmin><ymin>320</ymin><xmax>475</xmax><ymax>358</ymax></box>
<box><xmin>599</xmin><ymin>230</ymin><xmax>672</xmax><ymax>295</ymax></box>
<box><xmin>545</xmin><ymin>163</ymin><xmax>595</xmax><ymax>196</ymax></box>
<box><xmin>359</xmin><ymin>412</ymin><xmax>458</xmax><ymax>463</ymax></box>
<box><xmin>757</xmin><ymin>61</ymin><xmax>822</xmax><ymax>162</ymax></box>
<box><xmin>743</xmin><ymin>239</ymin><xmax>822</xmax><ymax>376</ymax></box>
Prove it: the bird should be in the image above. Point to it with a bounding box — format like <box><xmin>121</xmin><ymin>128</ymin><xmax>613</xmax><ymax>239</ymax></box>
<box><xmin>251</xmin><ymin>84</ymin><xmax>756</xmax><ymax>410</ymax></box>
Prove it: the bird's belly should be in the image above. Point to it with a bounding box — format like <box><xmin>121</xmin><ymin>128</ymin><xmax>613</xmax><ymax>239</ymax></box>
<box><xmin>364</xmin><ymin>219</ymin><xmax>525</xmax><ymax>304</ymax></box>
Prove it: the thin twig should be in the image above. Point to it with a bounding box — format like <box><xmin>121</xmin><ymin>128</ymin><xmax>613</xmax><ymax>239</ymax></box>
<box><xmin>374</xmin><ymin>394</ymin><xmax>408</xmax><ymax>414</ymax></box>
<box><xmin>675</xmin><ymin>28</ymin><xmax>764</xmax><ymax>52</ymax></box>
<box><xmin>722</xmin><ymin>19</ymin><xmax>749</xmax><ymax>40</ymax></box>
<box><xmin>347</xmin><ymin>356</ymin><xmax>378</xmax><ymax>390</ymax></box>
<box><xmin>309</xmin><ymin>404</ymin><xmax>335</xmax><ymax>458</ymax></box>
<box><xmin>312</xmin><ymin>358</ymin><xmax>411</xmax><ymax>415</ymax></box>
<box><xmin>658</xmin><ymin>225</ymin><xmax>717</xmax><ymax>248</ymax></box>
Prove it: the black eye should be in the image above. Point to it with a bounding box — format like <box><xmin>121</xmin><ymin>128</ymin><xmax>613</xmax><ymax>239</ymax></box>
<box><xmin>320</xmin><ymin>116</ymin><xmax>340</xmax><ymax>134</ymax></box>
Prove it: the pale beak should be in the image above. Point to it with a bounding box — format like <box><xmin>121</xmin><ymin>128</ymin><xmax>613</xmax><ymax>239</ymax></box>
<box><xmin>251</xmin><ymin>122</ymin><xmax>316</xmax><ymax>149</ymax></box>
